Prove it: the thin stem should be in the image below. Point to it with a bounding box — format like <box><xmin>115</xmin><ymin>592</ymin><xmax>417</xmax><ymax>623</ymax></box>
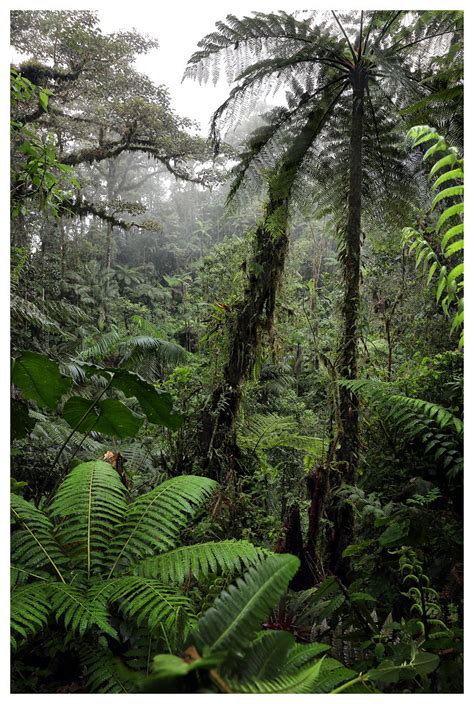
<box><xmin>331</xmin><ymin>674</ymin><xmax>369</xmax><ymax>694</ymax></box>
<box><xmin>373</xmin><ymin>11</ymin><xmax>404</xmax><ymax>50</ymax></box>
<box><xmin>38</xmin><ymin>375</ymin><xmax>113</xmax><ymax>503</ymax></box>
<box><xmin>358</xmin><ymin>11</ymin><xmax>364</xmax><ymax>59</ymax></box>
<box><xmin>390</xmin><ymin>28</ymin><xmax>457</xmax><ymax>54</ymax></box>
<box><xmin>332</xmin><ymin>11</ymin><xmax>357</xmax><ymax>64</ymax></box>
<box><xmin>362</xmin><ymin>11</ymin><xmax>376</xmax><ymax>55</ymax></box>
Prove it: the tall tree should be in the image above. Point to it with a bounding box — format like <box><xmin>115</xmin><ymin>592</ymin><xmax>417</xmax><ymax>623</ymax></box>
<box><xmin>186</xmin><ymin>9</ymin><xmax>462</xmax><ymax>576</ymax></box>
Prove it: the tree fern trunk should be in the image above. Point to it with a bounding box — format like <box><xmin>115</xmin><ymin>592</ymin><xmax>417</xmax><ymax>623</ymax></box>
<box><xmin>329</xmin><ymin>67</ymin><xmax>366</xmax><ymax>581</ymax></box>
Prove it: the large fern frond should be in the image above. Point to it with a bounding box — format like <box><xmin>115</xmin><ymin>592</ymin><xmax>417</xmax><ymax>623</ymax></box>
<box><xmin>341</xmin><ymin>378</ymin><xmax>462</xmax><ymax>477</ymax></box>
<box><xmin>11</xmin><ymin>583</ymin><xmax>52</xmax><ymax>649</ymax></box>
<box><xmin>341</xmin><ymin>379</ymin><xmax>463</xmax><ymax>435</ymax></box>
<box><xmin>134</xmin><ymin>539</ymin><xmax>265</xmax><ymax>583</ymax></box>
<box><xmin>226</xmin><ymin>657</ymin><xmax>354</xmax><ymax>693</ymax></box>
<box><xmin>49</xmin><ymin>582</ymin><xmax>118</xmax><ymax>638</ymax></box>
<box><xmin>49</xmin><ymin>460</ymin><xmax>127</xmax><ymax>576</ymax></box>
<box><xmin>402</xmin><ymin>125</ymin><xmax>464</xmax><ymax>346</ymax></box>
<box><xmin>80</xmin><ymin>645</ymin><xmax>134</xmax><ymax>693</ymax></box>
<box><xmin>105</xmin><ymin>476</ymin><xmax>217</xmax><ymax>577</ymax></box>
<box><xmin>191</xmin><ymin>553</ymin><xmax>299</xmax><ymax>656</ymax></box>
<box><xmin>235</xmin><ymin>630</ymin><xmax>294</xmax><ymax>681</ymax></box>
<box><xmin>239</xmin><ymin>413</ymin><xmax>325</xmax><ymax>460</ymax></box>
<box><xmin>100</xmin><ymin>576</ymin><xmax>195</xmax><ymax>636</ymax></box>
<box><xmin>285</xmin><ymin>641</ymin><xmax>332</xmax><ymax>671</ymax></box>
<box><xmin>11</xmin><ymin>493</ymin><xmax>67</xmax><ymax>584</ymax></box>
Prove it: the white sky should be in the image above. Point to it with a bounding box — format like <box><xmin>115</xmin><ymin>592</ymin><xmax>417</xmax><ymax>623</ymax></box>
<box><xmin>97</xmin><ymin>6</ymin><xmax>231</xmax><ymax>134</ymax></box>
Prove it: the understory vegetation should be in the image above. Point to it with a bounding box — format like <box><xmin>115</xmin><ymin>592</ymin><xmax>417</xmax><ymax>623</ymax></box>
<box><xmin>10</xmin><ymin>9</ymin><xmax>463</xmax><ymax>694</ymax></box>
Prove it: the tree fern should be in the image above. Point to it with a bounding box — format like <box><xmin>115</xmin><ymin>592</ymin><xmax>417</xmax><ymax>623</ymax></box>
<box><xmin>105</xmin><ymin>475</ymin><xmax>217</xmax><ymax>577</ymax></box>
<box><xmin>11</xmin><ymin>461</ymin><xmax>283</xmax><ymax>692</ymax></box>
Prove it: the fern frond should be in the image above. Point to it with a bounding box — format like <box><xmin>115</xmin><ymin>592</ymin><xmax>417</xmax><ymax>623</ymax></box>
<box><xmin>11</xmin><ymin>294</ymin><xmax>71</xmax><ymax>338</ymax></box>
<box><xmin>49</xmin><ymin>460</ymin><xmax>127</xmax><ymax>576</ymax></box>
<box><xmin>191</xmin><ymin>554</ymin><xmax>299</xmax><ymax>656</ymax></box>
<box><xmin>101</xmin><ymin>576</ymin><xmax>195</xmax><ymax>635</ymax></box>
<box><xmin>226</xmin><ymin>656</ymin><xmax>354</xmax><ymax>693</ymax></box>
<box><xmin>49</xmin><ymin>582</ymin><xmax>118</xmax><ymax>638</ymax></box>
<box><xmin>311</xmin><ymin>657</ymin><xmax>358</xmax><ymax>693</ymax></box>
<box><xmin>11</xmin><ymin>494</ymin><xmax>67</xmax><ymax>583</ymax></box>
<box><xmin>239</xmin><ymin>413</ymin><xmax>325</xmax><ymax>459</ymax></box>
<box><xmin>105</xmin><ymin>476</ymin><xmax>217</xmax><ymax>577</ymax></box>
<box><xmin>11</xmin><ymin>583</ymin><xmax>52</xmax><ymax>649</ymax></box>
<box><xmin>341</xmin><ymin>378</ymin><xmax>462</xmax><ymax>477</ymax></box>
<box><xmin>134</xmin><ymin>539</ymin><xmax>265</xmax><ymax>583</ymax></box>
<box><xmin>404</xmin><ymin>126</ymin><xmax>464</xmax><ymax>345</ymax></box>
<box><xmin>235</xmin><ymin>630</ymin><xmax>294</xmax><ymax>681</ymax></box>
<box><xmin>285</xmin><ymin>641</ymin><xmax>332</xmax><ymax>672</ymax></box>
<box><xmin>341</xmin><ymin>379</ymin><xmax>463</xmax><ymax>435</ymax></box>
<box><xmin>80</xmin><ymin>645</ymin><xmax>133</xmax><ymax>693</ymax></box>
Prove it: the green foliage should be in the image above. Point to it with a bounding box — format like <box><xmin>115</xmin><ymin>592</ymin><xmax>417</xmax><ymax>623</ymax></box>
<box><xmin>10</xmin><ymin>9</ymin><xmax>463</xmax><ymax>695</ymax></box>
<box><xmin>11</xmin><ymin>461</ymin><xmax>265</xmax><ymax>691</ymax></box>
<box><xmin>134</xmin><ymin>539</ymin><xmax>265</xmax><ymax>583</ymax></box>
<box><xmin>10</xmin><ymin>69</ymin><xmax>79</xmax><ymax>217</ymax></box>
<box><xmin>11</xmin><ymin>351</ymin><xmax>183</xmax><ymax>447</ymax></box>
<box><xmin>12</xmin><ymin>352</ymin><xmax>72</xmax><ymax>410</ymax></box>
<box><xmin>402</xmin><ymin>126</ymin><xmax>464</xmax><ymax>346</ymax></box>
<box><xmin>192</xmin><ymin>554</ymin><xmax>298</xmax><ymax>655</ymax></box>
<box><xmin>341</xmin><ymin>378</ymin><xmax>462</xmax><ymax>478</ymax></box>
<box><xmin>149</xmin><ymin>554</ymin><xmax>358</xmax><ymax>693</ymax></box>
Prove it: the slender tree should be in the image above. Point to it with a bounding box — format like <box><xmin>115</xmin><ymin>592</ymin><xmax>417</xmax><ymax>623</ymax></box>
<box><xmin>187</xmin><ymin>10</ymin><xmax>462</xmax><ymax>575</ymax></box>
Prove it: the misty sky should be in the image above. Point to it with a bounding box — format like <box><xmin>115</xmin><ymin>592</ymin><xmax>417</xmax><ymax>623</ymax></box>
<box><xmin>97</xmin><ymin>2</ymin><xmax>307</xmax><ymax>134</ymax></box>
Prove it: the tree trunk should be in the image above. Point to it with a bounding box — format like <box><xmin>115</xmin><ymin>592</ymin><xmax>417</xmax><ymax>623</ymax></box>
<box><xmin>199</xmin><ymin>108</ymin><xmax>329</xmax><ymax>479</ymax></box>
<box><xmin>329</xmin><ymin>67</ymin><xmax>366</xmax><ymax>581</ymax></box>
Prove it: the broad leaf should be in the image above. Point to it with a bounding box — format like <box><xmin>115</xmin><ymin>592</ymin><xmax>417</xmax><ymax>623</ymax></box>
<box><xmin>63</xmin><ymin>396</ymin><xmax>144</xmax><ymax>439</ymax></box>
<box><xmin>111</xmin><ymin>370</ymin><xmax>183</xmax><ymax>430</ymax></box>
<box><xmin>12</xmin><ymin>351</ymin><xmax>72</xmax><ymax>409</ymax></box>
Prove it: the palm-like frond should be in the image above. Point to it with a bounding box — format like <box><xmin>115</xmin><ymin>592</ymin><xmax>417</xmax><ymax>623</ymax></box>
<box><xmin>341</xmin><ymin>378</ymin><xmax>462</xmax><ymax>477</ymax></box>
<box><xmin>11</xmin><ymin>294</ymin><xmax>70</xmax><ymax>338</ymax></box>
<box><xmin>191</xmin><ymin>553</ymin><xmax>299</xmax><ymax>656</ymax></box>
<box><xmin>101</xmin><ymin>576</ymin><xmax>195</xmax><ymax>636</ymax></box>
<box><xmin>11</xmin><ymin>583</ymin><xmax>52</xmax><ymax>649</ymax></box>
<box><xmin>226</xmin><ymin>658</ymin><xmax>352</xmax><ymax>693</ymax></box>
<box><xmin>342</xmin><ymin>378</ymin><xmax>463</xmax><ymax>435</ymax></box>
<box><xmin>49</xmin><ymin>460</ymin><xmax>127</xmax><ymax>575</ymax></box>
<box><xmin>239</xmin><ymin>413</ymin><xmax>325</xmax><ymax>460</ymax></box>
<box><xmin>11</xmin><ymin>494</ymin><xmax>67</xmax><ymax>584</ymax></box>
<box><xmin>80</xmin><ymin>645</ymin><xmax>134</xmax><ymax>693</ymax></box>
<box><xmin>78</xmin><ymin>330</ymin><xmax>186</xmax><ymax>379</ymax></box>
<box><xmin>105</xmin><ymin>475</ymin><xmax>217</xmax><ymax>576</ymax></box>
<box><xmin>134</xmin><ymin>539</ymin><xmax>265</xmax><ymax>583</ymax></box>
<box><xmin>49</xmin><ymin>582</ymin><xmax>118</xmax><ymax>638</ymax></box>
